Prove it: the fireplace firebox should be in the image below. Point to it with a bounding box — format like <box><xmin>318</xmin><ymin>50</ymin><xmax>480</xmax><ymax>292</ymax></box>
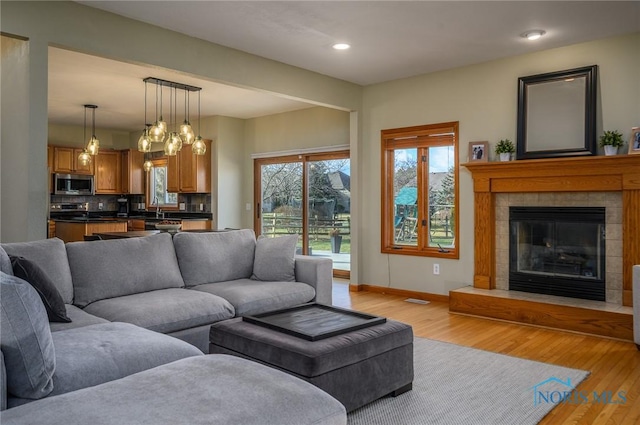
<box><xmin>509</xmin><ymin>207</ymin><xmax>605</xmax><ymax>301</ymax></box>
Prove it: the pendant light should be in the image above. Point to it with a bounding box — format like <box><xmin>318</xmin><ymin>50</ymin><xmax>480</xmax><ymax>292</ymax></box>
<box><xmin>179</xmin><ymin>90</ymin><xmax>195</xmax><ymax>145</ymax></box>
<box><xmin>192</xmin><ymin>90</ymin><xmax>207</xmax><ymax>155</ymax></box>
<box><xmin>78</xmin><ymin>105</ymin><xmax>92</xmax><ymax>166</ymax></box>
<box><xmin>149</xmin><ymin>84</ymin><xmax>166</xmax><ymax>143</ymax></box>
<box><xmin>85</xmin><ymin>104</ymin><xmax>99</xmax><ymax>155</ymax></box>
<box><xmin>164</xmin><ymin>87</ymin><xmax>182</xmax><ymax>155</ymax></box>
<box><xmin>137</xmin><ymin>81</ymin><xmax>152</xmax><ymax>152</ymax></box>
<box><xmin>143</xmin><ymin>152</ymin><xmax>153</xmax><ymax>172</ymax></box>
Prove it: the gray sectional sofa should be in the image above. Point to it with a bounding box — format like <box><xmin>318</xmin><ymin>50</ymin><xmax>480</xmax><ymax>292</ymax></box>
<box><xmin>0</xmin><ymin>230</ymin><xmax>344</xmax><ymax>424</ymax></box>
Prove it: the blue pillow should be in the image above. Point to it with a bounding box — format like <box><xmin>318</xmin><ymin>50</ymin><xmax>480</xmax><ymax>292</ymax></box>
<box><xmin>10</xmin><ymin>255</ymin><xmax>71</xmax><ymax>323</ymax></box>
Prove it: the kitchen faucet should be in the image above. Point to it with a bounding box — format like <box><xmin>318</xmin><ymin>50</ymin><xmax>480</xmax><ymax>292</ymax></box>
<box><xmin>152</xmin><ymin>197</ymin><xmax>164</xmax><ymax>219</ymax></box>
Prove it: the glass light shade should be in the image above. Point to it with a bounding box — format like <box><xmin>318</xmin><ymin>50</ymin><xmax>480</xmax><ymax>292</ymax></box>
<box><xmin>164</xmin><ymin>133</ymin><xmax>181</xmax><ymax>156</ymax></box>
<box><xmin>192</xmin><ymin>136</ymin><xmax>207</xmax><ymax>155</ymax></box>
<box><xmin>157</xmin><ymin>116</ymin><xmax>167</xmax><ymax>133</ymax></box>
<box><xmin>170</xmin><ymin>131</ymin><xmax>183</xmax><ymax>152</ymax></box>
<box><xmin>149</xmin><ymin>121</ymin><xmax>166</xmax><ymax>143</ymax></box>
<box><xmin>179</xmin><ymin>121</ymin><xmax>195</xmax><ymax>145</ymax></box>
<box><xmin>86</xmin><ymin>136</ymin><xmax>100</xmax><ymax>155</ymax></box>
<box><xmin>143</xmin><ymin>160</ymin><xmax>153</xmax><ymax>172</ymax></box>
<box><xmin>137</xmin><ymin>129</ymin><xmax>152</xmax><ymax>152</ymax></box>
<box><xmin>78</xmin><ymin>150</ymin><xmax>92</xmax><ymax>166</ymax></box>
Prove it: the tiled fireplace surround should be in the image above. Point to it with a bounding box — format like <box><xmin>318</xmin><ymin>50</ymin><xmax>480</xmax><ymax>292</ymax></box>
<box><xmin>494</xmin><ymin>192</ymin><xmax>622</xmax><ymax>304</ymax></box>
<box><xmin>463</xmin><ymin>155</ymin><xmax>640</xmax><ymax>308</ymax></box>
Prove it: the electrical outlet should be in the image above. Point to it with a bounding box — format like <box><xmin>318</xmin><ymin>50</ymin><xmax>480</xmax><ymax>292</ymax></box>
<box><xmin>98</xmin><ymin>202</ymin><xmax>103</xmax><ymax>210</ymax></box>
<box><xmin>246</xmin><ymin>203</ymin><xmax>252</xmax><ymax>211</ymax></box>
<box><xmin>199</xmin><ymin>203</ymin><xmax>204</xmax><ymax>212</ymax></box>
<box><xmin>433</xmin><ymin>263</ymin><xmax>440</xmax><ymax>275</ymax></box>
<box><xmin>179</xmin><ymin>203</ymin><xmax>186</xmax><ymax>211</ymax></box>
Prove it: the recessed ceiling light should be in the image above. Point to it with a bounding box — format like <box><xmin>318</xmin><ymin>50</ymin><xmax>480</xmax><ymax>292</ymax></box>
<box><xmin>521</xmin><ymin>30</ymin><xmax>546</xmax><ymax>41</ymax></box>
<box><xmin>332</xmin><ymin>43</ymin><xmax>351</xmax><ymax>50</ymax></box>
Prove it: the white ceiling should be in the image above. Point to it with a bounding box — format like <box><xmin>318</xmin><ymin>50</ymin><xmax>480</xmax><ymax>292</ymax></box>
<box><xmin>52</xmin><ymin>1</ymin><xmax>639</xmax><ymax>132</ymax></box>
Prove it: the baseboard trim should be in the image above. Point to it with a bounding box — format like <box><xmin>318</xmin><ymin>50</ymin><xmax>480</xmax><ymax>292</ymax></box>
<box><xmin>349</xmin><ymin>284</ymin><xmax>449</xmax><ymax>303</ymax></box>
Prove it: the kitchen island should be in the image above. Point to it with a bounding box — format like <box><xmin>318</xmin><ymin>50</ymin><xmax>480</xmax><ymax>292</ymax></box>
<box><xmin>54</xmin><ymin>219</ymin><xmax>129</xmax><ymax>242</ymax></box>
<box><xmin>95</xmin><ymin>229</ymin><xmax>227</xmax><ymax>239</ymax></box>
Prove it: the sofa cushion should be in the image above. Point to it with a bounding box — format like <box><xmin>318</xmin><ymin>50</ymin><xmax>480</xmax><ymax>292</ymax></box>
<box><xmin>251</xmin><ymin>234</ymin><xmax>298</xmax><ymax>282</ymax></box>
<box><xmin>0</xmin><ymin>246</ymin><xmax>12</xmax><ymax>275</ymax></box>
<box><xmin>67</xmin><ymin>233</ymin><xmax>185</xmax><ymax>307</ymax></box>
<box><xmin>191</xmin><ymin>278</ymin><xmax>315</xmax><ymax>316</ymax></box>
<box><xmin>173</xmin><ymin>229</ymin><xmax>256</xmax><ymax>286</ymax></box>
<box><xmin>2</xmin><ymin>238</ymin><xmax>74</xmax><ymax>304</ymax></box>
<box><xmin>47</xmin><ymin>322</ymin><xmax>203</xmax><ymax>398</ymax></box>
<box><xmin>0</xmin><ymin>355</ymin><xmax>347</xmax><ymax>425</ymax></box>
<box><xmin>9</xmin><ymin>255</ymin><xmax>71</xmax><ymax>323</ymax></box>
<box><xmin>49</xmin><ymin>305</ymin><xmax>109</xmax><ymax>333</ymax></box>
<box><xmin>82</xmin><ymin>288</ymin><xmax>235</xmax><ymax>334</ymax></box>
<box><xmin>0</xmin><ymin>272</ymin><xmax>55</xmax><ymax>400</ymax></box>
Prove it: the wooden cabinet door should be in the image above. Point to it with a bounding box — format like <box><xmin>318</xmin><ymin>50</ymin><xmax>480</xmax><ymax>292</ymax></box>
<box><xmin>52</xmin><ymin>146</ymin><xmax>94</xmax><ymax>174</ymax></box>
<box><xmin>179</xmin><ymin>140</ymin><xmax>211</xmax><ymax>193</ymax></box>
<box><xmin>95</xmin><ymin>150</ymin><xmax>122</xmax><ymax>194</ymax></box>
<box><xmin>166</xmin><ymin>154</ymin><xmax>179</xmax><ymax>193</ymax></box>
<box><xmin>53</xmin><ymin>147</ymin><xmax>74</xmax><ymax>173</ymax></box>
<box><xmin>121</xmin><ymin>149</ymin><xmax>144</xmax><ymax>194</ymax></box>
<box><xmin>181</xmin><ymin>220</ymin><xmax>211</xmax><ymax>230</ymax></box>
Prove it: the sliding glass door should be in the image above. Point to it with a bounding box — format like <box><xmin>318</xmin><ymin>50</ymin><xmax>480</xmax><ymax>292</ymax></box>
<box><xmin>254</xmin><ymin>151</ymin><xmax>350</xmax><ymax>277</ymax></box>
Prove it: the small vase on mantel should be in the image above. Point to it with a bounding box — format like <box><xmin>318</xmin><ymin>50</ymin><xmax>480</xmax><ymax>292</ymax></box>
<box><xmin>499</xmin><ymin>152</ymin><xmax>511</xmax><ymax>162</ymax></box>
<box><xmin>604</xmin><ymin>145</ymin><xmax>618</xmax><ymax>156</ymax></box>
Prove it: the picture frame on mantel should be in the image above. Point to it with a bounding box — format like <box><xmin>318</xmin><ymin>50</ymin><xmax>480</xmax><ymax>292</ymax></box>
<box><xmin>516</xmin><ymin>65</ymin><xmax>598</xmax><ymax>160</ymax></box>
<box><xmin>468</xmin><ymin>141</ymin><xmax>488</xmax><ymax>162</ymax></box>
<box><xmin>629</xmin><ymin>127</ymin><xmax>640</xmax><ymax>155</ymax></box>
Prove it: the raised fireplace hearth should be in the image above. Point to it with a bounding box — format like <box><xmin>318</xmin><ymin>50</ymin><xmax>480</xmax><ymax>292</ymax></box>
<box><xmin>509</xmin><ymin>206</ymin><xmax>605</xmax><ymax>301</ymax></box>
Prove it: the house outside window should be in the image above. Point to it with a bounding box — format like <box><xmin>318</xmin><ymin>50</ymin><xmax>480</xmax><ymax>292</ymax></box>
<box><xmin>381</xmin><ymin>121</ymin><xmax>459</xmax><ymax>258</ymax></box>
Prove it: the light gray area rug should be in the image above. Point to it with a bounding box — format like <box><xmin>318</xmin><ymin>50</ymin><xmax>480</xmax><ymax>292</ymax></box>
<box><xmin>348</xmin><ymin>337</ymin><xmax>589</xmax><ymax>425</ymax></box>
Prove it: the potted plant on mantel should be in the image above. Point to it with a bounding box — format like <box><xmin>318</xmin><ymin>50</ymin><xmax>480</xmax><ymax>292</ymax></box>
<box><xmin>329</xmin><ymin>228</ymin><xmax>342</xmax><ymax>254</ymax></box>
<box><xmin>495</xmin><ymin>139</ymin><xmax>515</xmax><ymax>161</ymax></box>
<box><xmin>599</xmin><ymin>130</ymin><xmax>625</xmax><ymax>156</ymax></box>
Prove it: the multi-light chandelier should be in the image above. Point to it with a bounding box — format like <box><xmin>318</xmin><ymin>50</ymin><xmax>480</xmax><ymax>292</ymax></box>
<box><xmin>137</xmin><ymin>77</ymin><xmax>205</xmax><ymax>160</ymax></box>
<box><xmin>78</xmin><ymin>104</ymin><xmax>99</xmax><ymax>166</ymax></box>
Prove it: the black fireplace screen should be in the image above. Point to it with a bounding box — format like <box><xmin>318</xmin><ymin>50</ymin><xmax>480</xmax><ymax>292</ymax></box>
<box><xmin>509</xmin><ymin>207</ymin><xmax>605</xmax><ymax>301</ymax></box>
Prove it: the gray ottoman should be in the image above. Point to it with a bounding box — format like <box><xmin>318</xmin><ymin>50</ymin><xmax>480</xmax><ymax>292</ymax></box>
<box><xmin>209</xmin><ymin>317</ymin><xmax>413</xmax><ymax>412</ymax></box>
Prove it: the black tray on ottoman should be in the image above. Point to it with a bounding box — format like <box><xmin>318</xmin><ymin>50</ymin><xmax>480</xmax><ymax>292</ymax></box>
<box><xmin>210</xmin><ymin>305</ymin><xmax>413</xmax><ymax>412</ymax></box>
<box><xmin>243</xmin><ymin>303</ymin><xmax>386</xmax><ymax>341</ymax></box>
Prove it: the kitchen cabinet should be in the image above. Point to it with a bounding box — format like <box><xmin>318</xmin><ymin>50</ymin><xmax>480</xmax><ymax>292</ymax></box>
<box><xmin>94</xmin><ymin>150</ymin><xmax>122</xmax><ymax>194</ymax></box>
<box><xmin>55</xmin><ymin>221</ymin><xmax>128</xmax><ymax>243</ymax></box>
<box><xmin>167</xmin><ymin>140</ymin><xmax>211</xmax><ymax>193</ymax></box>
<box><xmin>127</xmin><ymin>219</ymin><xmax>145</xmax><ymax>231</ymax></box>
<box><xmin>48</xmin><ymin>220</ymin><xmax>56</xmax><ymax>239</ymax></box>
<box><xmin>121</xmin><ymin>149</ymin><xmax>145</xmax><ymax>195</ymax></box>
<box><xmin>52</xmin><ymin>146</ymin><xmax>94</xmax><ymax>175</ymax></box>
<box><xmin>181</xmin><ymin>219</ymin><xmax>212</xmax><ymax>231</ymax></box>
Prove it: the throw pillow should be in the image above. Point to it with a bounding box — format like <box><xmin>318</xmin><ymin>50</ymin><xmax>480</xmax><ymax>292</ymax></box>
<box><xmin>0</xmin><ymin>245</ymin><xmax>12</xmax><ymax>275</ymax></box>
<box><xmin>10</xmin><ymin>255</ymin><xmax>71</xmax><ymax>323</ymax></box>
<box><xmin>0</xmin><ymin>271</ymin><xmax>56</xmax><ymax>400</ymax></box>
<box><xmin>251</xmin><ymin>234</ymin><xmax>298</xmax><ymax>282</ymax></box>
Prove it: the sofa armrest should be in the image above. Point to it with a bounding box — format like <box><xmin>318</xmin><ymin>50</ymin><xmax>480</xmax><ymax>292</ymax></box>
<box><xmin>633</xmin><ymin>265</ymin><xmax>640</xmax><ymax>347</ymax></box>
<box><xmin>294</xmin><ymin>256</ymin><xmax>333</xmax><ymax>305</ymax></box>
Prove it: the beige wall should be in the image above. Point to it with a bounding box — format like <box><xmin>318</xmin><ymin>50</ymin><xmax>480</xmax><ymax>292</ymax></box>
<box><xmin>0</xmin><ymin>1</ymin><xmax>361</xmax><ymax>242</ymax></box>
<box><xmin>359</xmin><ymin>33</ymin><xmax>640</xmax><ymax>294</ymax></box>
<box><xmin>242</xmin><ymin>107</ymin><xmax>351</xmax><ymax>228</ymax></box>
<box><xmin>48</xmin><ymin>124</ymin><xmax>131</xmax><ymax>149</ymax></box>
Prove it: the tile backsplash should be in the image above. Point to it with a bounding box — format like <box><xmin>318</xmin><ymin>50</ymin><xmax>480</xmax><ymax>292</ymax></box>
<box><xmin>52</xmin><ymin>193</ymin><xmax>212</xmax><ymax>213</ymax></box>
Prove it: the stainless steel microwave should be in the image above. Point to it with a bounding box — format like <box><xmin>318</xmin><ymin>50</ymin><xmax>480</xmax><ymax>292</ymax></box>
<box><xmin>53</xmin><ymin>173</ymin><xmax>94</xmax><ymax>195</ymax></box>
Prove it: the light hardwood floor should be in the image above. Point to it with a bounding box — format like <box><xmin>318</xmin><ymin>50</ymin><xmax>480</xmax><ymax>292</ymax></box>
<box><xmin>333</xmin><ymin>282</ymin><xmax>640</xmax><ymax>425</ymax></box>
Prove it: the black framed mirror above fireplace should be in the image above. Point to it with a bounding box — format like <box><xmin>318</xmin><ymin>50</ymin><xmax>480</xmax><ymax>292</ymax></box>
<box><xmin>509</xmin><ymin>206</ymin><xmax>605</xmax><ymax>301</ymax></box>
